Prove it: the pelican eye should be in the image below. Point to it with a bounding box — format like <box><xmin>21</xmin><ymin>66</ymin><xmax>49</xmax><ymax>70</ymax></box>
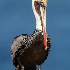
<box><xmin>40</xmin><ymin>2</ymin><xmax>45</xmax><ymax>7</ymax></box>
<box><xmin>34</xmin><ymin>1</ymin><xmax>45</xmax><ymax>14</ymax></box>
<box><xmin>35</xmin><ymin>1</ymin><xmax>45</xmax><ymax>7</ymax></box>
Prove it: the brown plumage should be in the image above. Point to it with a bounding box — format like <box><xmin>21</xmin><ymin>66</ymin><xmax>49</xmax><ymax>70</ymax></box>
<box><xmin>11</xmin><ymin>30</ymin><xmax>51</xmax><ymax>70</ymax></box>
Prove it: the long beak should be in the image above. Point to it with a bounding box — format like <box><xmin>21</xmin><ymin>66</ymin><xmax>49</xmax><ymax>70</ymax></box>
<box><xmin>34</xmin><ymin>0</ymin><xmax>48</xmax><ymax>50</ymax></box>
<box><xmin>39</xmin><ymin>1</ymin><xmax>47</xmax><ymax>50</ymax></box>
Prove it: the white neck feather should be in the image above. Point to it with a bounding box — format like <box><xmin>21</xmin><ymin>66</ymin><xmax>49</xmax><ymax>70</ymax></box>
<box><xmin>32</xmin><ymin>0</ymin><xmax>46</xmax><ymax>31</ymax></box>
<box><xmin>36</xmin><ymin>14</ymin><xmax>42</xmax><ymax>31</ymax></box>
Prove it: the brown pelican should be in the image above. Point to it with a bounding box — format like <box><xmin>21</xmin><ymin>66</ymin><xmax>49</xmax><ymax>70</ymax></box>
<box><xmin>11</xmin><ymin>0</ymin><xmax>51</xmax><ymax>70</ymax></box>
